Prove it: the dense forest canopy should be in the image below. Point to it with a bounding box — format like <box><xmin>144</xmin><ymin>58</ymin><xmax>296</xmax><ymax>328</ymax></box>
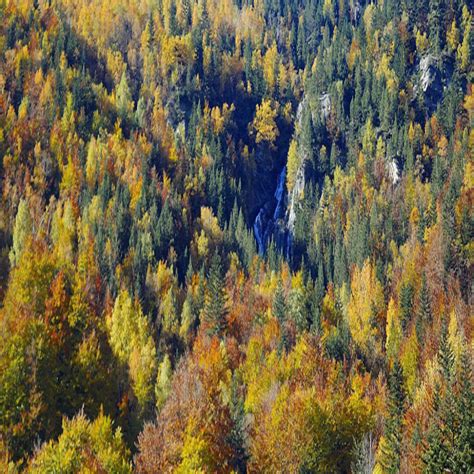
<box><xmin>0</xmin><ymin>0</ymin><xmax>473</xmax><ymax>472</ymax></box>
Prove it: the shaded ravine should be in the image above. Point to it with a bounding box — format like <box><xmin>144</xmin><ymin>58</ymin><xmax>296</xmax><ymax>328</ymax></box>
<box><xmin>253</xmin><ymin>165</ymin><xmax>287</xmax><ymax>255</ymax></box>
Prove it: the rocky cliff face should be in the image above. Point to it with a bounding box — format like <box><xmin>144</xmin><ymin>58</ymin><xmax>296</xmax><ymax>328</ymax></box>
<box><xmin>287</xmin><ymin>159</ymin><xmax>306</xmax><ymax>234</ymax></box>
<box><xmin>414</xmin><ymin>54</ymin><xmax>454</xmax><ymax>113</ymax></box>
<box><xmin>415</xmin><ymin>54</ymin><xmax>443</xmax><ymax>112</ymax></box>
<box><xmin>286</xmin><ymin>98</ymin><xmax>310</xmax><ymax>238</ymax></box>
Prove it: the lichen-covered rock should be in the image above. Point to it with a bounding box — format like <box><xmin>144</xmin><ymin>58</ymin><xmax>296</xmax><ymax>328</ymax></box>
<box><xmin>319</xmin><ymin>93</ymin><xmax>331</xmax><ymax>120</ymax></box>
<box><xmin>414</xmin><ymin>54</ymin><xmax>453</xmax><ymax>112</ymax></box>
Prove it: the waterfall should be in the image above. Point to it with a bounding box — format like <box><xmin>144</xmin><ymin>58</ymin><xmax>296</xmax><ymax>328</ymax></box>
<box><xmin>253</xmin><ymin>166</ymin><xmax>287</xmax><ymax>255</ymax></box>
<box><xmin>273</xmin><ymin>167</ymin><xmax>286</xmax><ymax>221</ymax></box>
<box><xmin>253</xmin><ymin>208</ymin><xmax>267</xmax><ymax>255</ymax></box>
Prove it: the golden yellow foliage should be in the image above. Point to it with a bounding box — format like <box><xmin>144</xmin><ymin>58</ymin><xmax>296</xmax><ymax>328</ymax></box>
<box><xmin>252</xmin><ymin>99</ymin><xmax>279</xmax><ymax>146</ymax></box>
<box><xmin>400</xmin><ymin>327</ymin><xmax>419</xmax><ymax>397</ymax></box>
<box><xmin>415</xmin><ymin>27</ymin><xmax>429</xmax><ymax>53</ymax></box>
<box><xmin>287</xmin><ymin>139</ymin><xmax>300</xmax><ymax>194</ymax></box>
<box><xmin>263</xmin><ymin>42</ymin><xmax>279</xmax><ymax>94</ymax></box>
<box><xmin>347</xmin><ymin>259</ymin><xmax>384</xmax><ymax>354</ymax></box>
<box><xmin>447</xmin><ymin>20</ymin><xmax>460</xmax><ymax>52</ymax></box>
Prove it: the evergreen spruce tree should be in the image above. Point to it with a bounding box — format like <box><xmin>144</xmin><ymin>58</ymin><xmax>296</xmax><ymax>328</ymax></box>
<box><xmin>429</xmin><ymin>0</ymin><xmax>445</xmax><ymax>56</ymax></box>
<box><xmin>273</xmin><ymin>278</ymin><xmax>289</xmax><ymax>353</ymax></box>
<box><xmin>289</xmin><ymin>288</ymin><xmax>307</xmax><ymax>334</ymax></box>
<box><xmin>203</xmin><ymin>253</ymin><xmax>227</xmax><ymax>336</ymax></box>
<box><xmin>423</xmin><ymin>320</ymin><xmax>456</xmax><ymax>472</ymax></box>
<box><xmin>272</xmin><ymin>279</ymin><xmax>286</xmax><ymax>325</ymax></box>
<box><xmin>431</xmin><ymin>154</ymin><xmax>446</xmax><ymax>200</ymax></box>
<box><xmin>296</xmin><ymin>17</ymin><xmax>306</xmax><ymax>69</ymax></box>
<box><xmin>195</xmin><ymin>266</ymin><xmax>206</xmax><ymax>319</ymax></box>
<box><xmin>333</xmin><ymin>227</ymin><xmax>347</xmax><ymax>289</ymax></box>
<box><xmin>309</xmin><ymin>283</ymin><xmax>322</xmax><ymax>336</ymax></box>
<box><xmin>228</xmin><ymin>374</ymin><xmax>248</xmax><ymax>473</ymax></box>
<box><xmin>438</xmin><ymin>318</ymin><xmax>455</xmax><ymax>383</ymax></box>
<box><xmin>380</xmin><ymin>361</ymin><xmax>406</xmax><ymax>473</ymax></box>
<box><xmin>267</xmin><ymin>239</ymin><xmax>280</xmax><ymax>273</ymax></box>
<box><xmin>422</xmin><ymin>387</ymin><xmax>449</xmax><ymax>473</ymax></box>
<box><xmin>399</xmin><ymin>283</ymin><xmax>414</xmax><ymax>333</ymax></box>
<box><xmin>185</xmin><ymin>257</ymin><xmax>194</xmax><ymax>285</ymax></box>
<box><xmin>416</xmin><ymin>274</ymin><xmax>431</xmax><ymax>341</ymax></box>
<box><xmin>451</xmin><ymin>348</ymin><xmax>474</xmax><ymax>471</ymax></box>
<box><xmin>417</xmin><ymin>208</ymin><xmax>426</xmax><ymax>243</ymax></box>
<box><xmin>155</xmin><ymin>199</ymin><xmax>174</xmax><ymax>260</ymax></box>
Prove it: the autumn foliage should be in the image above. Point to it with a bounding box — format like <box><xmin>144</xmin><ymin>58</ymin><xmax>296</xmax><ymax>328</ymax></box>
<box><xmin>0</xmin><ymin>0</ymin><xmax>472</xmax><ymax>472</ymax></box>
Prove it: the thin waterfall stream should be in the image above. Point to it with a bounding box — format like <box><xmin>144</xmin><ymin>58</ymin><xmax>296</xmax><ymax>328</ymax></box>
<box><xmin>253</xmin><ymin>166</ymin><xmax>287</xmax><ymax>255</ymax></box>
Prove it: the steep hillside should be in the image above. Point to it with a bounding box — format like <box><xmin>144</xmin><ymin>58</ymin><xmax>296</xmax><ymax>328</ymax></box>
<box><xmin>0</xmin><ymin>0</ymin><xmax>472</xmax><ymax>472</ymax></box>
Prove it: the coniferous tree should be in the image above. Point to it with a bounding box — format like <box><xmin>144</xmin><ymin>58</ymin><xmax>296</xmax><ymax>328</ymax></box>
<box><xmin>423</xmin><ymin>320</ymin><xmax>459</xmax><ymax>472</ymax></box>
<box><xmin>416</xmin><ymin>274</ymin><xmax>431</xmax><ymax>340</ymax></box>
<box><xmin>273</xmin><ymin>278</ymin><xmax>289</xmax><ymax>353</ymax></box>
<box><xmin>272</xmin><ymin>278</ymin><xmax>286</xmax><ymax>325</ymax></box>
<box><xmin>228</xmin><ymin>374</ymin><xmax>248</xmax><ymax>473</ymax></box>
<box><xmin>429</xmin><ymin>0</ymin><xmax>445</xmax><ymax>56</ymax></box>
<box><xmin>423</xmin><ymin>387</ymin><xmax>449</xmax><ymax>472</ymax></box>
<box><xmin>399</xmin><ymin>283</ymin><xmax>414</xmax><ymax>333</ymax></box>
<box><xmin>452</xmin><ymin>348</ymin><xmax>474</xmax><ymax>471</ymax></box>
<box><xmin>380</xmin><ymin>361</ymin><xmax>406</xmax><ymax>473</ymax></box>
<box><xmin>1</xmin><ymin>0</ymin><xmax>473</xmax><ymax>468</ymax></box>
<box><xmin>203</xmin><ymin>252</ymin><xmax>227</xmax><ymax>336</ymax></box>
<box><xmin>438</xmin><ymin>318</ymin><xmax>455</xmax><ymax>383</ymax></box>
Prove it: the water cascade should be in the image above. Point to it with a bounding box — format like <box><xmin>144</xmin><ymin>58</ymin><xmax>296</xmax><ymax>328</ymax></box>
<box><xmin>253</xmin><ymin>166</ymin><xmax>288</xmax><ymax>255</ymax></box>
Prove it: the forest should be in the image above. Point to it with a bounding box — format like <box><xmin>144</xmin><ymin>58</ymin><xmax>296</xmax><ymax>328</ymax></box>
<box><xmin>0</xmin><ymin>0</ymin><xmax>472</xmax><ymax>472</ymax></box>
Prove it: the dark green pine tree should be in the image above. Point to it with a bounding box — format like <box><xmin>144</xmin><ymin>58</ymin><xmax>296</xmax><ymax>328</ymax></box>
<box><xmin>308</xmin><ymin>286</ymin><xmax>322</xmax><ymax>337</ymax></box>
<box><xmin>438</xmin><ymin>318</ymin><xmax>455</xmax><ymax>383</ymax></box>
<box><xmin>243</xmin><ymin>37</ymin><xmax>252</xmax><ymax>84</ymax></box>
<box><xmin>235</xmin><ymin>207</ymin><xmax>255</xmax><ymax>270</ymax></box>
<box><xmin>353</xmin><ymin>213</ymin><xmax>369</xmax><ymax>268</ymax></box>
<box><xmin>296</xmin><ymin>17</ymin><xmax>306</xmax><ymax>69</ymax></box>
<box><xmin>315</xmin><ymin>259</ymin><xmax>325</xmax><ymax>301</ymax></box>
<box><xmin>423</xmin><ymin>320</ymin><xmax>455</xmax><ymax>472</ymax></box>
<box><xmin>416</xmin><ymin>274</ymin><xmax>431</xmax><ymax>341</ymax></box>
<box><xmin>333</xmin><ymin>226</ymin><xmax>347</xmax><ymax>289</ymax></box>
<box><xmin>424</xmin><ymin>331</ymin><xmax>473</xmax><ymax>472</ymax></box>
<box><xmin>272</xmin><ymin>278</ymin><xmax>288</xmax><ymax>354</ymax></box>
<box><xmin>380</xmin><ymin>361</ymin><xmax>406</xmax><ymax>473</ymax></box>
<box><xmin>203</xmin><ymin>252</ymin><xmax>227</xmax><ymax>336</ymax></box>
<box><xmin>380</xmin><ymin>88</ymin><xmax>392</xmax><ymax>133</ymax></box>
<box><xmin>422</xmin><ymin>386</ymin><xmax>449</xmax><ymax>473</ymax></box>
<box><xmin>431</xmin><ymin>154</ymin><xmax>446</xmax><ymax>200</ymax></box>
<box><xmin>428</xmin><ymin>0</ymin><xmax>445</xmax><ymax>57</ymax></box>
<box><xmin>154</xmin><ymin>198</ymin><xmax>175</xmax><ymax>260</ymax></box>
<box><xmin>329</xmin><ymin>141</ymin><xmax>338</xmax><ymax>173</ymax></box>
<box><xmin>417</xmin><ymin>208</ymin><xmax>426</xmax><ymax>243</ymax></box>
<box><xmin>451</xmin><ymin>348</ymin><xmax>474</xmax><ymax>472</ymax></box>
<box><xmin>228</xmin><ymin>199</ymin><xmax>239</xmax><ymax>239</ymax></box>
<box><xmin>267</xmin><ymin>239</ymin><xmax>281</xmax><ymax>273</ymax></box>
<box><xmin>185</xmin><ymin>256</ymin><xmax>194</xmax><ymax>285</ymax></box>
<box><xmin>228</xmin><ymin>374</ymin><xmax>249</xmax><ymax>473</ymax></box>
<box><xmin>272</xmin><ymin>279</ymin><xmax>286</xmax><ymax>324</ymax></box>
<box><xmin>195</xmin><ymin>265</ymin><xmax>206</xmax><ymax>319</ymax></box>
